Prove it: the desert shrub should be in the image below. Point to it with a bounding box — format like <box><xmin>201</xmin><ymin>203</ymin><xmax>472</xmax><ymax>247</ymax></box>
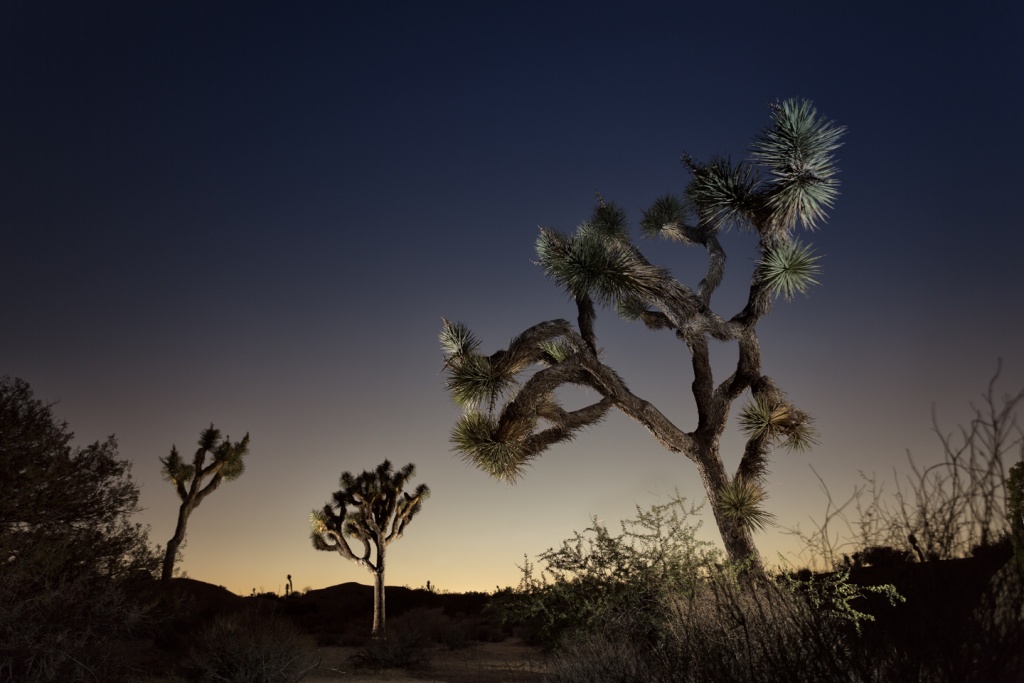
<box><xmin>0</xmin><ymin>377</ymin><xmax>160</xmax><ymax>682</ymax></box>
<box><xmin>183</xmin><ymin>608</ymin><xmax>319</xmax><ymax>683</ymax></box>
<box><xmin>503</xmin><ymin>493</ymin><xmax>903</xmax><ymax>682</ymax></box>
<box><xmin>0</xmin><ymin>554</ymin><xmax>152</xmax><ymax>683</ymax></box>
<box><xmin>495</xmin><ymin>494</ymin><xmax>715</xmax><ymax>650</ymax></box>
<box><xmin>348</xmin><ymin>625</ymin><xmax>427</xmax><ymax>670</ymax></box>
<box><xmin>547</xmin><ymin>567</ymin><xmax>901</xmax><ymax>683</ymax></box>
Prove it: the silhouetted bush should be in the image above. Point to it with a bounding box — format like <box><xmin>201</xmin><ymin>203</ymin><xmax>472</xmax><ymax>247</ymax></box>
<box><xmin>0</xmin><ymin>377</ymin><xmax>160</xmax><ymax>682</ymax></box>
<box><xmin>348</xmin><ymin>624</ymin><xmax>427</xmax><ymax>670</ymax></box>
<box><xmin>183</xmin><ymin>608</ymin><xmax>319</xmax><ymax>683</ymax></box>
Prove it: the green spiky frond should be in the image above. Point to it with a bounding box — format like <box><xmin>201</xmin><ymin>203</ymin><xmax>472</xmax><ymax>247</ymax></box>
<box><xmin>589</xmin><ymin>200</ymin><xmax>629</xmax><ymax>239</ymax></box>
<box><xmin>439</xmin><ymin>319</ymin><xmax>480</xmax><ymax>359</ymax></box>
<box><xmin>450</xmin><ymin>412</ymin><xmax>531</xmax><ymax>482</ymax></box>
<box><xmin>751</xmin><ymin>98</ymin><xmax>845</xmax><ymax>232</ymax></box>
<box><xmin>444</xmin><ymin>352</ymin><xmax>518</xmax><ymax>409</ymax></box>
<box><xmin>639</xmin><ymin>194</ymin><xmax>686</xmax><ymax>238</ymax></box>
<box><xmin>615</xmin><ymin>296</ymin><xmax>674</xmax><ymax>330</ymax></box>
<box><xmin>160</xmin><ymin>446</ymin><xmax>194</xmax><ymax>485</ymax></box>
<box><xmin>537</xmin><ymin>339</ymin><xmax>573</xmax><ymax>364</ymax></box>
<box><xmin>739</xmin><ymin>396</ymin><xmax>793</xmax><ymax>440</ymax></box>
<box><xmin>758</xmin><ymin>239</ymin><xmax>820</xmax><ymax>301</ymax></box>
<box><xmin>683</xmin><ymin>156</ymin><xmax>758</xmax><ymax>233</ymax></box>
<box><xmin>536</xmin><ymin>227</ymin><xmax>667</xmax><ymax>305</ymax></box>
<box><xmin>309</xmin><ymin>509</ymin><xmax>331</xmax><ymax>539</ymax></box>
<box><xmin>716</xmin><ymin>477</ymin><xmax>776</xmax><ymax>533</ymax></box>
<box><xmin>739</xmin><ymin>395</ymin><xmax>818</xmax><ymax>452</ymax></box>
<box><xmin>198</xmin><ymin>425</ymin><xmax>221</xmax><ymax>451</ymax></box>
<box><xmin>781</xmin><ymin>419</ymin><xmax>819</xmax><ymax>453</ymax></box>
<box><xmin>213</xmin><ymin>433</ymin><xmax>249</xmax><ymax>480</ymax></box>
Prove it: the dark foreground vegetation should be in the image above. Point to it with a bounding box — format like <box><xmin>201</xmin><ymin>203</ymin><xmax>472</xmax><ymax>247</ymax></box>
<box><xmin>3</xmin><ymin>367</ymin><xmax>1022</xmax><ymax>682</ymax></box>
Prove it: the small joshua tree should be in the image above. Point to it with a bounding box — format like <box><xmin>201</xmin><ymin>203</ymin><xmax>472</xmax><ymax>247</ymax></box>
<box><xmin>160</xmin><ymin>424</ymin><xmax>250</xmax><ymax>581</ymax></box>
<box><xmin>310</xmin><ymin>460</ymin><xmax>429</xmax><ymax>638</ymax></box>
<box><xmin>440</xmin><ymin>99</ymin><xmax>843</xmax><ymax>569</ymax></box>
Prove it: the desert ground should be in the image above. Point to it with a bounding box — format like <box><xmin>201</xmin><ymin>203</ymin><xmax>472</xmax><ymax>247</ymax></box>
<box><xmin>296</xmin><ymin>640</ymin><xmax>545</xmax><ymax>682</ymax></box>
<box><xmin>138</xmin><ymin>638</ymin><xmax>546</xmax><ymax>683</ymax></box>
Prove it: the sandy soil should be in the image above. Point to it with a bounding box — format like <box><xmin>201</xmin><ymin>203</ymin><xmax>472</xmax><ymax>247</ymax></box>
<box><xmin>304</xmin><ymin>639</ymin><xmax>547</xmax><ymax>683</ymax></box>
<box><xmin>139</xmin><ymin>638</ymin><xmax>547</xmax><ymax>683</ymax></box>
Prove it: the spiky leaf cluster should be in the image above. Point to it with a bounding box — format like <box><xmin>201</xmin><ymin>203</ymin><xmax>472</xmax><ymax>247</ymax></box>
<box><xmin>441</xmin><ymin>319</ymin><xmax>564</xmax><ymax>411</ymax></box>
<box><xmin>751</xmin><ymin>99</ymin><xmax>845</xmax><ymax>232</ymax></box>
<box><xmin>589</xmin><ymin>200</ymin><xmax>630</xmax><ymax>239</ymax></box>
<box><xmin>683</xmin><ymin>156</ymin><xmax>758</xmax><ymax>233</ymax></box>
<box><xmin>716</xmin><ymin>477</ymin><xmax>776</xmax><ymax>533</ymax></box>
<box><xmin>639</xmin><ymin>194</ymin><xmax>686</xmax><ymax>238</ymax></box>
<box><xmin>536</xmin><ymin>225</ymin><xmax>667</xmax><ymax>306</ymax></box>
<box><xmin>537</xmin><ymin>339</ymin><xmax>573</xmax><ymax>364</ymax></box>
<box><xmin>439</xmin><ymin>319</ymin><xmax>480</xmax><ymax>358</ymax></box>
<box><xmin>160</xmin><ymin>447</ymin><xmax>194</xmax><ymax>486</ymax></box>
<box><xmin>450</xmin><ymin>412</ymin><xmax>530</xmax><ymax>482</ymax></box>
<box><xmin>739</xmin><ymin>395</ymin><xmax>818</xmax><ymax>452</ymax></box>
<box><xmin>757</xmin><ymin>239</ymin><xmax>821</xmax><ymax>302</ymax></box>
<box><xmin>310</xmin><ymin>459</ymin><xmax>429</xmax><ymax>559</ymax></box>
<box><xmin>160</xmin><ymin>424</ymin><xmax>249</xmax><ymax>500</ymax></box>
<box><xmin>444</xmin><ymin>352</ymin><xmax>515</xmax><ymax>409</ymax></box>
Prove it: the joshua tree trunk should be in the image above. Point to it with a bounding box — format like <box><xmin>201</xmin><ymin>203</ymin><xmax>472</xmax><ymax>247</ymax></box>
<box><xmin>372</xmin><ymin>545</ymin><xmax>386</xmax><ymax>638</ymax></box>
<box><xmin>696</xmin><ymin>448</ymin><xmax>762</xmax><ymax>569</ymax></box>
<box><xmin>159</xmin><ymin>426</ymin><xmax>250</xmax><ymax>581</ymax></box>
<box><xmin>162</xmin><ymin>501</ymin><xmax>193</xmax><ymax>581</ymax></box>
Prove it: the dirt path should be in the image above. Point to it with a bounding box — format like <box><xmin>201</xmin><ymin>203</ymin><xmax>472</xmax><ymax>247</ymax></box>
<box><xmin>305</xmin><ymin>639</ymin><xmax>547</xmax><ymax>682</ymax></box>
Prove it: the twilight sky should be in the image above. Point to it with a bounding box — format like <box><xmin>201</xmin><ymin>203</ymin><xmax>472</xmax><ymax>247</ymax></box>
<box><xmin>2</xmin><ymin>1</ymin><xmax>1022</xmax><ymax>595</ymax></box>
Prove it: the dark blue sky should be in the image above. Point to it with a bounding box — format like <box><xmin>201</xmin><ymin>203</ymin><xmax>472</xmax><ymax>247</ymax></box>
<box><xmin>2</xmin><ymin>1</ymin><xmax>1022</xmax><ymax>593</ymax></box>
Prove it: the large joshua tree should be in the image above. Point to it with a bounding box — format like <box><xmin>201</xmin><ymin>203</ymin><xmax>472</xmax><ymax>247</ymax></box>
<box><xmin>440</xmin><ymin>99</ymin><xmax>843</xmax><ymax>569</ymax></box>
<box><xmin>160</xmin><ymin>424</ymin><xmax>249</xmax><ymax>581</ymax></box>
<box><xmin>310</xmin><ymin>460</ymin><xmax>429</xmax><ymax>638</ymax></box>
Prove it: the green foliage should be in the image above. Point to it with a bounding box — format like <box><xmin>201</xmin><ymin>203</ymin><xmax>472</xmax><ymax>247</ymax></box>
<box><xmin>782</xmin><ymin>565</ymin><xmax>904</xmax><ymax>636</ymax></box>
<box><xmin>537</xmin><ymin>339</ymin><xmax>573</xmax><ymax>364</ymax></box>
<box><xmin>716</xmin><ymin>477</ymin><xmax>776</xmax><ymax>533</ymax></box>
<box><xmin>494</xmin><ymin>495</ymin><xmax>719</xmax><ymax>649</ymax></box>
<box><xmin>449</xmin><ymin>411</ymin><xmax>529</xmax><ymax>482</ymax></box>
<box><xmin>639</xmin><ymin>194</ymin><xmax>686</xmax><ymax>238</ymax></box>
<box><xmin>683</xmin><ymin>156</ymin><xmax>758</xmax><ymax>233</ymax></box>
<box><xmin>757</xmin><ymin>239</ymin><xmax>821</xmax><ymax>301</ymax></box>
<box><xmin>738</xmin><ymin>395</ymin><xmax>817</xmax><ymax>452</ymax></box>
<box><xmin>750</xmin><ymin>98</ymin><xmax>845</xmax><ymax>232</ymax></box>
<box><xmin>535</xmin><ymin>225</ymin><xmax>667</xmax><ymax>305</ymax></box>
<box><xmin>499</xmin><ymin>494</ymin><xmax>908</xmax><ymax>682</ymax></box>
<box><xmin>439</xmin><ymin>318</ymin><xmax>481</xmax><ymax>359</ymax></box>
<box><xmin>311</xmin><ymin>460</ymin><xmax>430</xmax><ymax>554</ymax></box>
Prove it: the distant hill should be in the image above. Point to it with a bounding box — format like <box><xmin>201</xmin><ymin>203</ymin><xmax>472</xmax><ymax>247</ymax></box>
<box><xmin>147</xmin><ymin>577</ymin><xmax>492</xmax><ymax>637</ymax></box>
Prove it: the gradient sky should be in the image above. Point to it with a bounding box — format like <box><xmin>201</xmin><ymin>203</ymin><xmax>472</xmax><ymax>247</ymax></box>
<box><xmin>2</xmin><ymin>1</ymin><xmax>1022</xmax><ymax>595</ymax></box>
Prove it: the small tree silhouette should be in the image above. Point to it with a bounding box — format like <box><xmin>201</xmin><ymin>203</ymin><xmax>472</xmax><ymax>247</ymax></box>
<box><xmin>160</xmin><ymin>424</ymin><xmax>250</xmax><ymax>581</ymax></box>
<box><xmin>310</xmin><ymin>460</ymin><xmax>429</xmax><ymax>638</ymax></box>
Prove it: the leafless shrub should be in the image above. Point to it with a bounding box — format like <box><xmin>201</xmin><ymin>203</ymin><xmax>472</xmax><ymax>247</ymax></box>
<box><xmin>787</xmin><ymin>362</ymin><xmax>1024</xmax><ymax>569</ymax></box>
